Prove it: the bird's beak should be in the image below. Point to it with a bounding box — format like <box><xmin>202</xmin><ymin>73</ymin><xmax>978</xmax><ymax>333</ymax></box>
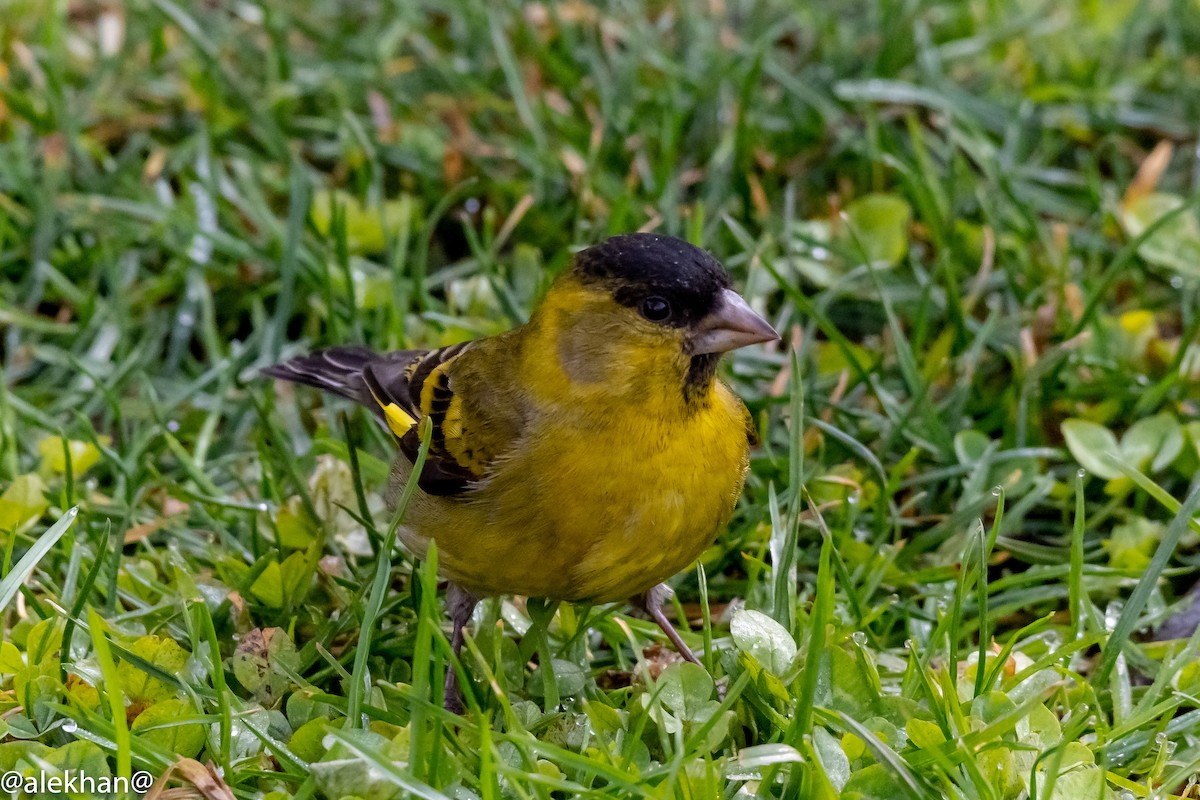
<box><xmin>689</xmin><ymin>289</ymin><xmax>779</xmax><ymax>354</ymax></box>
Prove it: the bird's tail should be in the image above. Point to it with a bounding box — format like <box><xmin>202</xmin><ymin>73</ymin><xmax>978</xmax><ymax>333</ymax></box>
<box><xmin>261</xmin><ymin>346</ymin><xmax>378</xmax><ymax>407</ymax></box>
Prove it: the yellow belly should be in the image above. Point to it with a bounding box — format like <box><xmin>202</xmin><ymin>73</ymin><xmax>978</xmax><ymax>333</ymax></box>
<box><xmin>392</xmin><ymin>385</ymin><xmax>750</xmax><ymax>602</ymax></box>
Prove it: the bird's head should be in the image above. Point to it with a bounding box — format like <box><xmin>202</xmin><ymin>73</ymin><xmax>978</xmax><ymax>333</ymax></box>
<box><xmin>534</xmin><ymin>233</ymin><xmax>778</xmax><ymax>404</ymax></box>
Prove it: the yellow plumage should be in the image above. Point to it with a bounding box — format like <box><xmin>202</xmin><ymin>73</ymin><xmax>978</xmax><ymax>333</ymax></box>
<box><xmin>265</xmin><ymin>232</ymin><xmax>777</xmax><ymax>710</ymax></box>
<box><xmin>386</xmin><ymin>274</ymin><xmax>752</xmax><ymax>601</ymax></box>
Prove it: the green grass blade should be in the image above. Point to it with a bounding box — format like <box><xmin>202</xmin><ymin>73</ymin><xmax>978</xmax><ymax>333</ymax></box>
<box><xmin>0</xmin><ymin>506</ymin><xmax>77</xmax><ymax>610</ymax></box>
<box><xmin>346</xmin><ymin>418</ymin><xmax>433</xmax><ymax>728</ymax></box>
<box><xmin>1094</xmin><ymin>477</ymin><xmax>1200</xmax><ymax>685</ymax></box>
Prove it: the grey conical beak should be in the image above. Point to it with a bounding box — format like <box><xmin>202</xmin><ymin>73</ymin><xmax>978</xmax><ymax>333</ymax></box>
<box><xmin>689</xmin><ymin>289</ymin><xmax>779</xmax><ymax>354</ymax></box>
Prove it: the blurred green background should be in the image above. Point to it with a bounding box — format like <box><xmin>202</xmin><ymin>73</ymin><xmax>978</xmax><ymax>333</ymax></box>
<box><xmin>3</xmin><ymin>1</ymin><xmax>1200</xmax><ymax>798</ymax></box>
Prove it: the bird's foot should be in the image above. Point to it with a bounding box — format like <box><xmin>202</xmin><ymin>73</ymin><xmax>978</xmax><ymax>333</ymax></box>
<box><xmin>443</xmin><ymin>582</ymin><xmax>478</xmax><ymax>714</ymax></box>
<box><xmin>637</xmin><ymin>583</ymin><xmax>703</xmax><ymax>666</ymax></box>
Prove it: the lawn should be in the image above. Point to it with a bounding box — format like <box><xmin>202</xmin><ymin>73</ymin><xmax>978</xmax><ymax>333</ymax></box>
<box><xmin>3</xmin><ymin>0</ymin><xmax>1200</xmax><ymax>797</ymax></box>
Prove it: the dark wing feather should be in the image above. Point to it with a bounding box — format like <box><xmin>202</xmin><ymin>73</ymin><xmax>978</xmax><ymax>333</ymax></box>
<box><xmin>742</xmin><ymin>402</ymin><xmax>760</xmax><ymax>448</ymax></box>
<box><xmin>362</xmin><ymin>342</ymin><xmax>479</xmax><ymax>496</ymax></box>
<box><xmin>264</xmin><ymin>342</ymin><xmax>483</xmax><ymax>496</ymax></box>
<box><xmin>260</xmin><ymin>346</ymin><xmax>384</xmax><ymax>408</ymax></box>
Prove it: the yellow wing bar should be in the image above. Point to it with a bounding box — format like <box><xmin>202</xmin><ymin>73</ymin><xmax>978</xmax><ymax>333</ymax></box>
<box><xmin>381</xmin><ymin>402</ymin><xmax>417</xmax><ymax>437</ymax></box>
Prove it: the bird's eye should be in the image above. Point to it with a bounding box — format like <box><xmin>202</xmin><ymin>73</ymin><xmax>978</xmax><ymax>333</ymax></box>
<box><xmin>640</xmin><ymin>296</ymin><xmax>671</xmax><ymax>322</ymax></box>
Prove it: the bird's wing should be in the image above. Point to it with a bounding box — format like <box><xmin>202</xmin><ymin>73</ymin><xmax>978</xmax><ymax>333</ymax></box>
<box><xmin>266</xmin><ymin>339</ymin><xmax>524</xmax><ymax>497</ymax></box>
<box><xmin>742</xmin><ymin>402</ymin><xmax>760</xmax><ymax>448</ymax></box>
<box><xmin>360</xmin><ymin>340</ymin><xmax>525</xmax><ymax>497</ymax></box>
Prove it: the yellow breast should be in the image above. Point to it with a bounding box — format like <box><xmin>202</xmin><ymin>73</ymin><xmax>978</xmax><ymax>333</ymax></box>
<box><xmin>396</xmin><ymin>384</ymin><xmax>749</xmax><ymax>602</ymax></box>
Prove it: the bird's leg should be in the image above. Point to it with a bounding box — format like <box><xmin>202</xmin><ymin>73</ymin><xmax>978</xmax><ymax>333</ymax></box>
<box><xmin>638</xmin><ymin>583</ymin><xmax>702</xmax><ymax>666</ymax></box>
<box><xmin>443</xmin><ymin>582</ymin><xmax>478</xmax><ymax>714</ymax></box>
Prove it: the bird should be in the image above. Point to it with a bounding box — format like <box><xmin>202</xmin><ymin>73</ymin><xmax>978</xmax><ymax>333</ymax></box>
<box><xmin>264</xmin><ymin>232</ymin><xmax>778</xmax><ymax>712</ymax></box>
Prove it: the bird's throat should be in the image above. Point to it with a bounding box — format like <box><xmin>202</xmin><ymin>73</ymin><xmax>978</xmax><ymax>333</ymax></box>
<box><xmin>683</xmin><ymin>353</ymin><xmax>720</xmax><ymax>407</ymax></box>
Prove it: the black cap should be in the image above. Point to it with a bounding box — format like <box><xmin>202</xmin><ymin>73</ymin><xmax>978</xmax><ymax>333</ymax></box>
<box><xmin>572</xmin><ymin>233</ymin><xmax>732</xmax><ymax>327</ymax></box>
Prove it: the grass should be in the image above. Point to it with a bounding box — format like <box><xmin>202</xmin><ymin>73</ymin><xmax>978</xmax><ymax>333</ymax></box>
<box><xmin>2</xmin><ymin>0</ymin><xmax>1200</xmax><ymax>797</ymax></box>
